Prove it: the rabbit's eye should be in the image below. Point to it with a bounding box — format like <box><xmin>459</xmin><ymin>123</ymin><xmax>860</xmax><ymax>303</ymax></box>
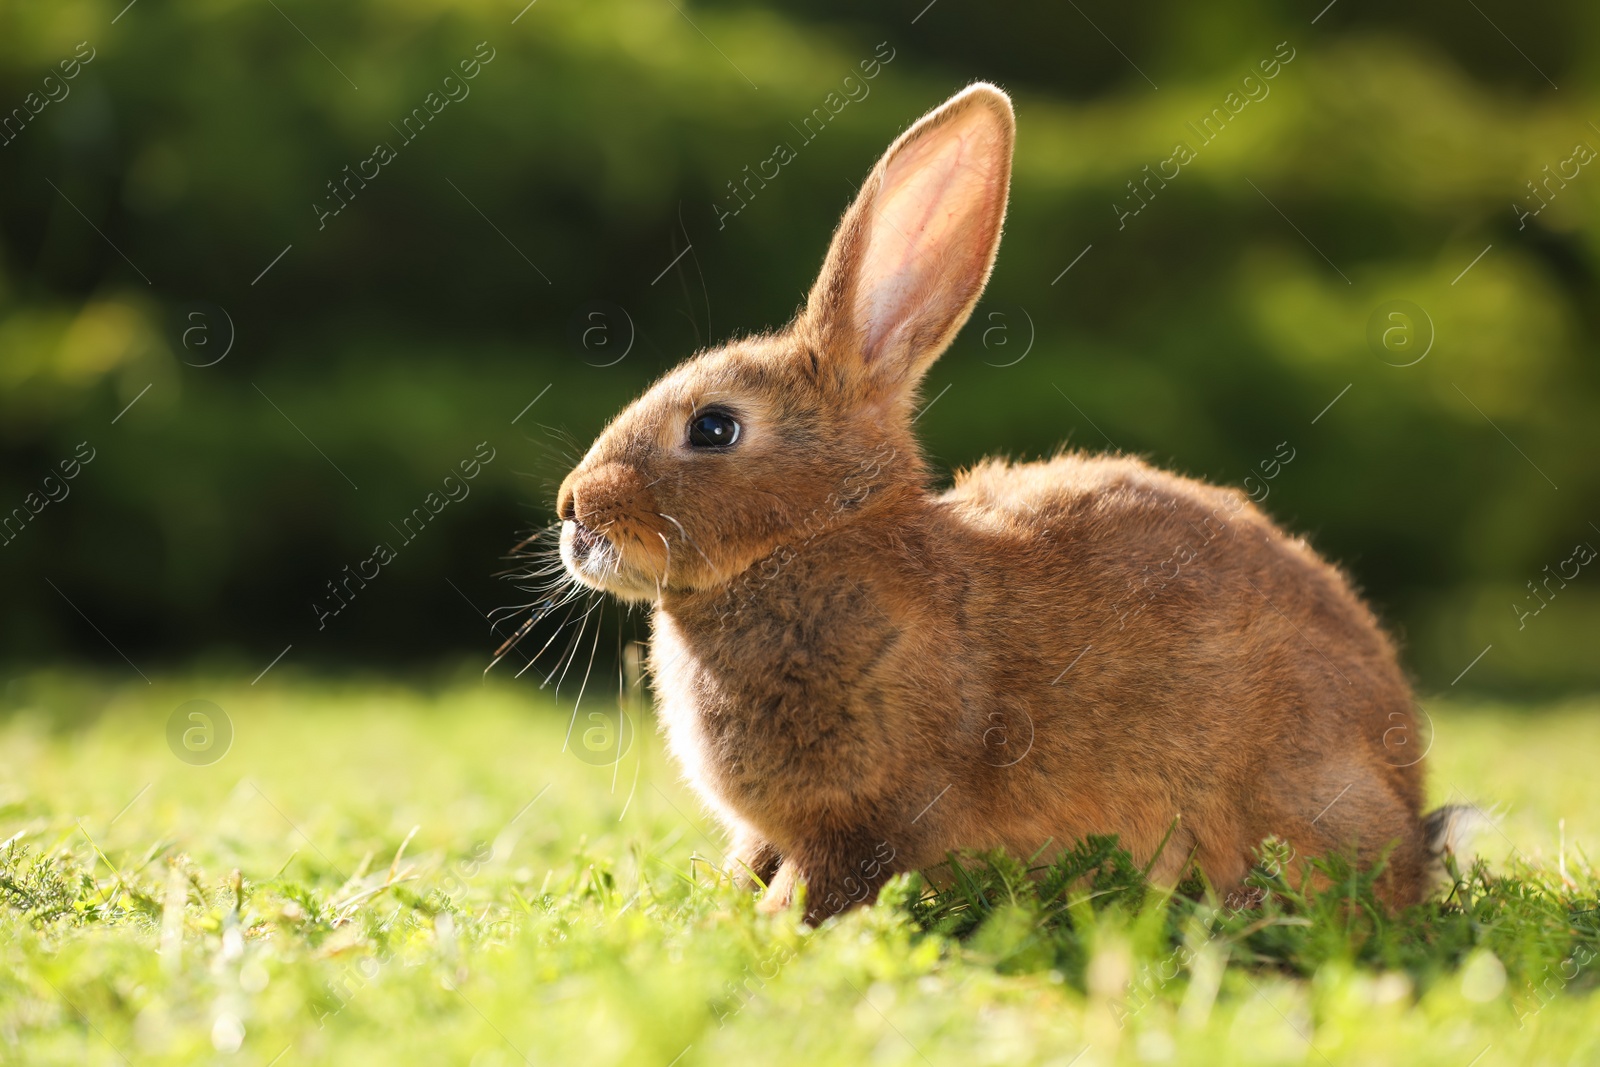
<box><xmin>688</xmin><ymin>409</ymin><xmax>740</xmax><ymax>449</ymax></box>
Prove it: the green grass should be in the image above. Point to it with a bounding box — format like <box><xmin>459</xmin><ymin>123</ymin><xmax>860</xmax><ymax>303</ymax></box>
<box><xmin>1</xmin><ymin>670</ymin><xmax>1597</xmax><ymax>1066</ymax></box>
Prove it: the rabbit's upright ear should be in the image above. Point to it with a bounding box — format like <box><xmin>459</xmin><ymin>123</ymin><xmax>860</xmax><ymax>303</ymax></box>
<box><xmin>804</xmin><ymin>82</ymin><xmax>1014</xmax><ymax>394</ymax></box>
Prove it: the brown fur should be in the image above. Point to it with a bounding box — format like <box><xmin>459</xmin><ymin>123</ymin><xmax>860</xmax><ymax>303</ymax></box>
<box><xmin>554</xmin><ymin>84</ymin><xmax>1436</xmax><ymax>923</ymax></box>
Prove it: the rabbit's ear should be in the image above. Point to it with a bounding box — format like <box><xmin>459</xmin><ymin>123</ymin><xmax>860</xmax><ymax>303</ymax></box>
<box><xmin>805</xmin><ymin>82</ymin><xmax>1014</xmax><ymax>391</ymax></box>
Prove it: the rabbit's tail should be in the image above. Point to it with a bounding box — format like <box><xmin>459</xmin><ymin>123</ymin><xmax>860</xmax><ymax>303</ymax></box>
<box><xmin>1422</xmin><ymin>803</ymin><xmax>1486</xmax><ymax>891</ymax></box>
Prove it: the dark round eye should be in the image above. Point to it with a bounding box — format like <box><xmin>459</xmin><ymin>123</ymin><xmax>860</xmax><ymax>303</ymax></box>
<box><xmin>688</xmin><ymin>409</ymin><xmax>740</xmax><ymax>449</ymax></box>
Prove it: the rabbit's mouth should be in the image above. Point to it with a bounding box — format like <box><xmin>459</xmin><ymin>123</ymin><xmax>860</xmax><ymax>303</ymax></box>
<box><xmin>559</xmin><ymin>518</ymin><xmax>663</xmax><ymax>601</ymax></box>
<box><xmin>565</xmin><ymin>519</ymin><xmax>605</xmax><ymax>562</ymax></box>
<box><xmin>561</xmin><ymin>518</ymin><xmax>618</xmax><ymax>581</ymax></box>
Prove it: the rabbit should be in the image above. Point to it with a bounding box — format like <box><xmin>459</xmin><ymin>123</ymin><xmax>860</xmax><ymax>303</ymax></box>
<box><xmin>553</xmin><ymin>82</ymin><xmax>1474</xmax><ymax>924</ymax></box>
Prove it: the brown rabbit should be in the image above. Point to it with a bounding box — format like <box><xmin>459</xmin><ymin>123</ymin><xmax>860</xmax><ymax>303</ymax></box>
<box><xmin>553</xmin><ymin>83</ymin><xmax>1471</xmax><ymax>923</ymax></box>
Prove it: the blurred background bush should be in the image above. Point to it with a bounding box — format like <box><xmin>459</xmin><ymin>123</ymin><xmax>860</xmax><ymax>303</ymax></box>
<box><xmin>1</xmin><ymin>0</ymin><xmax>1595</xmax><ymax>693</ymax></box>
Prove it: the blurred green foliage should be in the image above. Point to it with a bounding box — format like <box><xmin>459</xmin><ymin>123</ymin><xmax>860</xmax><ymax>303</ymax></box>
<box><xmin>1</xmin><ymin>0</ymin><xmax>1597</xmax><ymax>691</ymax></box>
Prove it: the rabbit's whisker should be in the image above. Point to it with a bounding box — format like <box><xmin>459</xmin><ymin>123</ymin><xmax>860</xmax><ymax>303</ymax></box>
<box><xmin>486</xmin><ymin>613</ymin><xmax>541</xmax><ymax>673</ymax></box>
<box><xmin>655</xmin><ymin>530</ymin><xmax>672</xmax><ymax>582</ymax></box>
<box><xmin>562</xmin><ymin>602</ymin><xmax>607</xmax><ymax>753</ymax></box>
<box><xmin>513</xmin><ymin>596</ymin><xmax>589</xmax><ymax>680</ymax></box>
<box><xmin>543</xmin><ymin>595</ymin><xmax>604</xmax><ymax>690</ymax></box>
<box><xmin>654</xmin><ymin>512</ymin><xmax>715</xmax><ymax>571</ymax></box>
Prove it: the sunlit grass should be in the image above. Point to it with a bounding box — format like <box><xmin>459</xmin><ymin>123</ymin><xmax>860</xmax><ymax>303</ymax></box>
<box><xmin>1</xmin><ymin>671</ymin><xmax>1596</xmax><ymax>1066</ymax></box>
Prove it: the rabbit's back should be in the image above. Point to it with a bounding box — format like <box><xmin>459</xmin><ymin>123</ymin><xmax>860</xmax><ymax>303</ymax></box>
<box><xmin>931</xmin><ymin>452</ymin><xmax>1430</xmax><ymax>901</ymax></box>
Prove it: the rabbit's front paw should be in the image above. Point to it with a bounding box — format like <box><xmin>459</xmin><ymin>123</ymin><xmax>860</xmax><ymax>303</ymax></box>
<box><xmin>726</xmin><ymin>834</ymin><xmax>782</xmax><ymax>889</ymax></box>
<box><xmin>758</xmin><ymin>838</ymin><xmax>899</xmax><ymax>925</ymax></box>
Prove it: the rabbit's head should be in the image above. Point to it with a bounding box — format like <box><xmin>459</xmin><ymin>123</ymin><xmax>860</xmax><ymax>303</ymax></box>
<box><xmin>557</xmin><ymin>83</ymin><xmax>1014</xmax><ymax>602</ymax></box>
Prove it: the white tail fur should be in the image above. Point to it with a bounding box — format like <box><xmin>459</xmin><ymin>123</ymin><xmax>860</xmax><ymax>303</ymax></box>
<box><xmin>1423</xmin><ymin>803</ymin><xmax>1487</xmax><ymax>891</ymax></box>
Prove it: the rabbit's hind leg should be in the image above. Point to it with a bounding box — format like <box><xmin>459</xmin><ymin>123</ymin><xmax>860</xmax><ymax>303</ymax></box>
<box><xmin>1264</xmin><ymin>766</ymin><xmax>1430</xmax><ymax>909</ymax></box>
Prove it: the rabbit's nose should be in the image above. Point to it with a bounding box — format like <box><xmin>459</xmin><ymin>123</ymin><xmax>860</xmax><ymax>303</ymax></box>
<box><xmin>559</xmin><ymin>463</ymin><xmax>649</xmax><ymax>528</ymax></box>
